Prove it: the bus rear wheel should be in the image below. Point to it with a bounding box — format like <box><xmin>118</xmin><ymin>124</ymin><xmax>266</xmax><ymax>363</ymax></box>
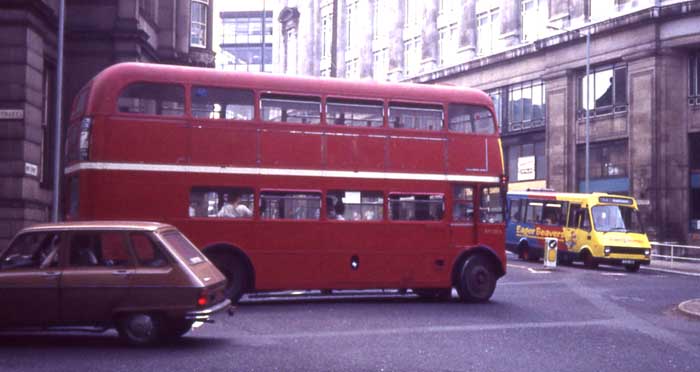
<box><xmin>209</xmin><ymin>253</ymin><xmax>247</xmax><ymax>303</ymax></box>
<box><xmin>456</xmin><ymin>255</ymin><xmax>496</xmax><ymax>303</ymax></box>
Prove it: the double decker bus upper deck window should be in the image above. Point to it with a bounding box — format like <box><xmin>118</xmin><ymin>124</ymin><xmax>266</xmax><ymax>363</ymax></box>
<box><xmin>117</xmin><ymin>82</ymin><xmax>185</xmax><ymax>116</ymax></box>
<box><xmin>448</xmin><ymin>104</ymin><xmax>495</xmax><ymax>134</ymax></box>
<box><xmin>261</xmin><ymin>94</ymin><xmax>321</xmax><ymax>124</ymax></box>
<box><xmin>388</xmin><ymin>103</ymin><xmax>443</xmax><ymax>131</ymax></box>
<box><xmin>327</xmin><ymin>99</ymin><xmax>384</xmax><ymax>128</ymax></box>
<box><xmin>389</xmin><ymin>194</ymin><xmax>444</xmax><ymax>221</ymax></box>
<box><xmin>191</xmin><ymin>86</ymin><xmax>254</xmax><ymax>120</ymax></box>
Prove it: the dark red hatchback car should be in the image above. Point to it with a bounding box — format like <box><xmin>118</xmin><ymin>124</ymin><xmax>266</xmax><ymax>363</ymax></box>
<box><xmin>0</xmin><ymin>221</ymin><xmax>232</xmax><ymax>345</ymax></box>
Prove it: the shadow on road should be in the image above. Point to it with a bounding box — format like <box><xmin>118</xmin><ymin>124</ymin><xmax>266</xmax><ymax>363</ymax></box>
<box><xmin>0</xmin><ymin>332</ymin><xmax>230</xmax><ymax>350</ymax></box>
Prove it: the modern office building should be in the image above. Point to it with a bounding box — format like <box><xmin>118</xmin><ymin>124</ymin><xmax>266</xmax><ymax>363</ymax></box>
<box><xmin>0</xmin><ymin>0</ymin><xmax>215</xmax><ymax>248</ymax></box>
<box><xmin>272</xmin><ymin>0</ymin><xmax>700</xmax><ymax>244</ymax></box>
<box><xmin>218</xmin><ymin>9</ymin><xmax>274</xmax><ymax>72</ymax></box>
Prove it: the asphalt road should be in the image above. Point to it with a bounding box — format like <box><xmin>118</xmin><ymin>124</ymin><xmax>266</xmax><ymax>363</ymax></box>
<box><xmin>1</xmin><ymin>258</ymin><xmax>699</xmax><ymax>372</ymax></box>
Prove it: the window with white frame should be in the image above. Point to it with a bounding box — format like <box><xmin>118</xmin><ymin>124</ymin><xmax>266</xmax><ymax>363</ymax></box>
<box><xmin>579</xmin><ymin>63</ymin><xmax>627</xmax><ymax>117</ymax></box>
<box><xmin>373</xmin><ymin>49</ymin><xmax>388</xmax><ymax>80</ymax></box>
<box><xmin>321</xmin><ymin>7</ymin><xmax>332</xmax><ymax>62</ymax></box>
<box><xmin>190</xmin><ymin>0</ymin><xmax>208</xmax><ymax>48</ymax></box>
<box><xmin>403</xmin><ymin>37</ymin><xmax>421</xmax><ymax>76</ymax></box>
<box><xmin>346</xmin><ymin>0</ymin><xmax>358</xmax><ymax>50</ymax></box>
<box><xmin>507</xmin><ymin>80</ymin><xmax>546</xmax><ymax>132</ymax></box>
<box><xmin>521</xmin><ymin>0</ymin><xmax>547</xmax><ymax>42</ymax></box>
<box><xmin>439</xmin><ymin>23</ymin><xmax>458</xmax><ymax>65</ymax></box>
<box><xmin>476</xmin><ymin>8</ymin><xmax>499</xmax><ymax>55</ymax></box>
<box><xmin>404</xmin><ymin>0</ymin><xmax>420</xmax><ymax>29</ymax></box>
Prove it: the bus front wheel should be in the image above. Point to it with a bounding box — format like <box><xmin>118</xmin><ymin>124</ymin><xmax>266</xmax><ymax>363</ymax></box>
<box><xmin>456</xmin><ymin>255</ymin><xmax>496</xmax><ymax>303</ymax></box>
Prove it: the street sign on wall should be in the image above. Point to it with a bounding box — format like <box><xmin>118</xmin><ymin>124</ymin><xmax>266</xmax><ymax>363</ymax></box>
<box><xmin>0</xmin><ymin>109</ymin><xmax>24</xmax><ymax>120</ymax></box>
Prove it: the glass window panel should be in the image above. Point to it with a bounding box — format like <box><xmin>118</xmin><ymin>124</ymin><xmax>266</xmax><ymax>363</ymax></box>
<box><xmin>532</xmin><ymin>83</ymin><xmax>543</xmax><ymax>121</ymax></box>
<box><xmin>261</xmin><ymin>192</ymin><xmax>321</xmax><ymax>220</ymax></box>
<box><xmin>327</xmin><ymin>190</ymin><xmax>383</xmax><ymax>221</ymax></box>
<box><xmin>190</xmin><ymin>187</ymin><xmax>254</xmax><ymax>218</ymax></box>
<box><xmin>522</xmin><ymin>84</ymin><xmax>532</xmax><ymax>122</ymax></box>
<box><xmin>191</xmin><ymin>86</ymin><xmax>254</xmax><ymax>120</ymax></box>
<box><xmin>389</xmin><ymin>104</ymin><xmax>443</xmax><ymax>131</ymax></box>
<box><xmin>389</xmin><ymin>194</ymin><xmax>444</xmax><ymax>221</ymax></box>
<box><xmin>448</xmin><ymin>103</ymin><xmax>495</xmax><ymax>134</ymax></box>
<box><xmin>510</xmin><ymin>87</ymin><xmax>522</xmax><ymax>124</ymax></box>
<box><xmin>261</xmin><ymin>95</ymin><xmax>321</xmax><ymax>124</ymax></box>
<box><xmin>614</xmin><ymin>67</ymin><xmax>627</xmax><ymax>105</ymax></box>
<box><xmin>117</xmin><ymin>83</ymin><xmax>185</xmax><ymax>116</ymax></box>
<box><xmin>594</xmin><ymin>69</ymin><xmax>613</xmax><ymax>108</ymax></box>
<box><xmin>327</xmin><ymin>100</ymin><xmax>384</xmax><ymax>128</ymax></box>
<box><xmin>480</xmin><ymin>186</ymin><xmax>503</xmax><ymax>223</ymax></box>
<box><xmin>452</xmin><ymin>185</ymin><xmax>474</xmax><ymax>222</ymax></box>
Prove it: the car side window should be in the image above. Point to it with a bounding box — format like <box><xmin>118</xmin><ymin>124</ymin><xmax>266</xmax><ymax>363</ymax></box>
<box><xmin>69</xmin><ymin>232</ymin><xmax>130</xmax><ymax>267</ymax></box>
<box><xmin>130</xmin><ymin>233</ymin><xmax>169</xmax><ymax>268</ymax></box>
<box><xmin>0</xmin><ymin>232</ymin><xmax>61</xmax><ymax>270</ymax></box>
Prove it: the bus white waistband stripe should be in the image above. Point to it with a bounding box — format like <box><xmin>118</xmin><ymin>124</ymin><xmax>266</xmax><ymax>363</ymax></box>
<box><xmin>65</xmin><ymin>162</ymin><xmax>501</xmax><ymax>183</ymax></box>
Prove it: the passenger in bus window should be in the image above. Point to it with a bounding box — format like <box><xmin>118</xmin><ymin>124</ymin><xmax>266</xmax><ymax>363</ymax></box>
<box><xmin>217</xmin><ymin>193</ymin><xmax>253</xmax><ymax>218</ymax></box>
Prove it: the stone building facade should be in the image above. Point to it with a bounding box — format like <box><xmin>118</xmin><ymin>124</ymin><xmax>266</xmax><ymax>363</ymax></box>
<box><xmin>273</xmin><ymin>0</ymin><xmax>700</xmax><ymax>244</ymax></box>
<box><xmin>0</xmin><ymin>0</ymin><xmax>215</xmax><ymax>248</ymax></box>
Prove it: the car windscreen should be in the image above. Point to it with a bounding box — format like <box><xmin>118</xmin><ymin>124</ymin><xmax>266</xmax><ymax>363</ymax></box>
<box><xmin>591</xmin><ymin>205</ymin><xmax>644</xmax><ymax>233</ymax></box>
<box><xmin>160</xmin><ymin>230</ymin><xmax>206</xmax><ymax>266</ymax></box>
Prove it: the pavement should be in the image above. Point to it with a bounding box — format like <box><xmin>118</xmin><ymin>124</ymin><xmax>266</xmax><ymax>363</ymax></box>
<box><xmin>645</xmin><ymin>258</ymin><xmax>700</xmax><ymax>319</ymax></box>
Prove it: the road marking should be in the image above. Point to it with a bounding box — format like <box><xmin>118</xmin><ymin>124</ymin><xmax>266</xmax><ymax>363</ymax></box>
<box><xmin>527</xmin><ymin>268</ymin><xmax>552</xmax><ymax>274</ymax></box>
<box><xmin>642</xmin><ymin>267</ymin><xmax>700</xmax><ymax>277</ymax></box>
<box><xmin>236</xmin><ymin>318</ymin><xmax>616</xmax><ymax>340</ymax></box>
<box><xmin>600</xmin><ymin>273</ymin><xmax>627</xmax><ymax>277</ymax></box>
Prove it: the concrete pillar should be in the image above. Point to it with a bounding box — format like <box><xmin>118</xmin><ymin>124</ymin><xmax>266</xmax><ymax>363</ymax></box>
<box><xmin>386</xmin><ymin>0</ymin><xmax>404</xmax><ymax>81</ymax></box>
<box><xmin>543</xmin><ymin>72</ymin><xmax>571</xmax><ymax>192</ymax></box>
<box><xmin>175</xmin><ymin>0</ymin><xmax>190</xmax><ymax>56</ymax></box>
<box><xmin>298</xmin><ymin>0</ymin><xmax>319</xmax><ymax>76</ymax></box>
<box><xmin>499</xmin><ymin>0</ymin><xmax>520</xmax><ymax>47</ymax></box>
<box><xmin>458</xmin><ymin>0</ymin><xmax>476</xmax><ymax>60</ymax></box>
<box><xmin>335</xmin><ymin>0</ymin><xmax>347</xmax><ymax>78</ymax></box>
<box><xmin>420</xmin><ymin>0</ymin><xmax>439</xmax><ymax>73</ymax></box>
<box><xmin>358</xmin><ymin>0</ymin><xmax>375</xmax><ymax>78</ymax></box>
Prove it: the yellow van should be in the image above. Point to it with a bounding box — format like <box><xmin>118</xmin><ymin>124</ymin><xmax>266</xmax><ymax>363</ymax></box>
<box><xmin>506</xmin><ymin>191</ymin><xmax>651</xmax><ymax>272</ymax></box>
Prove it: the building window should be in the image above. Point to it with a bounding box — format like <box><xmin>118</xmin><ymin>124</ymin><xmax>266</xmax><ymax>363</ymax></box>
<box><xmin>220</xmin><ymin>12</ymin><xmax>272</xmax><ymax>72</ymax></box>
<box><xmin>346</xmin><ymin>0</ymin><xmax>358</xmax><ymax>50</ymax></box>
<box><xmin>438</xmin><ymin>23</ymin><xmax>458</xmax><ymax>65</ymax></box>
<box><xmin>579</xmin><ymin>63</ymin><xmax>627</xmax><ymax>118</ymax></box>
<box><xmin>690</xmin><ymin>51</ymin><xmax>700</xmax><ymax>105</ymax></box>
<box><xmin>576</xmin><ymin>140</ymin><xmax>629</xmax><ymax>193</ymax></box>
<box><xmin>487</xmin><ymin>89</ymin><xmax>503</xmax><ymax>134</ymax></box>
<box><xmin>506</xmin><ymin>141</ymin><xmax>546</xmax><ymax>182</ymax></box>
<box><xmin>321</xmin><ymin>9</ymin><xmax>332</xmax><ymax>61</ymax></box>
<box><xmin>404</xmin><ymin>0</ymin><xmax>420</xmax><ymax>30</ymax></box>
<box><xmin>521</xmin><ymin>0</ymin><xmax>547</xmax><ymax>42</ymax></box>
<box><xmin>507</xmin><ymin>80</ymin><xmax>545</xmax><ymax>132</ymax></box>
<box><xmin>476</xmin><ymin>8</ymin><xmax>499</xmax><ymax>55</ymax></box>
<box><xmin>403</xmin><ymin>37</ymin><xmax>421</xmax><ymax>77</ymax></box>
<box><xmin>190</xmin><ymin>0</ymin><xmax>208</xmax><ymax>48</ymax></box>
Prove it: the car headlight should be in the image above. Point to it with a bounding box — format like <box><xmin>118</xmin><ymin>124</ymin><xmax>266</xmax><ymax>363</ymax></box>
<box><xmin>604</xmin><ymin>246</ymin><xmax>611</xmax><ymax>256</ymax></box>
<box><xmin>644</xmin><ymin>249</ymin><xmax>650</xmax><ymax>257</ymax></box>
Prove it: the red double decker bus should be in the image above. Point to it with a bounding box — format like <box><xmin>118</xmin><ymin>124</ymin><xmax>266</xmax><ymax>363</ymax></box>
<box><xmin>64</xmin><ymin>63</ymin><xmax>507</xmax><ymax>303</ymax></box>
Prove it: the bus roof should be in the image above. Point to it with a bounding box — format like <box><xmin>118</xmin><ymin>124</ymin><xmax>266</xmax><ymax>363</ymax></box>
<box><xmin>84</xmin><ymin>62</ymin><xmax>495</xmax><ymax>116</ymax></box>
<box><xmin>507</xmin><ymin>191</ymin><xmax>637</xmax><ymax>205</ymax></box>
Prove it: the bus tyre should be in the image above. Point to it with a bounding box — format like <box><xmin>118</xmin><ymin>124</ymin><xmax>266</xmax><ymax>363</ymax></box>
<box><xmin>209</xmin><ymin>253</ymin><xmax>247</xmax><ymax>303</ymax></box>
<box><xmin>457</xmin><ymin>255</ymin><xmax>496</xmax><ymax>303</ymax></box>
<box><xmin>582</xmin><ymin>251</ymin><xmax>598</xmax><ymax>269</ymax></box>
<box><xmin>624</xmin><ymin>262</ymin><xmax>641</xmax><ymax>272</ymax></box>
<box><xmin>520</xmin><ymin>244</ymin><xmax>535</xmax><ymax>262</ymax></box>
<box><xmin>117</xmin><ymin>312</ymin><xmax>162</xmax><ymax>346</ymax></box>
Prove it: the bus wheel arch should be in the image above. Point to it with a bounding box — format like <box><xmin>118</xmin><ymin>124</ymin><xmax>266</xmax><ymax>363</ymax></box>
<box><xmin>451</xmin><ymin>247</ymin><xmax>503</xmax><ymax>303</ymax></box>
<box><xmin>202</xmin><ymin>244</ymin><xmax>255</xmax><ymax>302</ymax></box>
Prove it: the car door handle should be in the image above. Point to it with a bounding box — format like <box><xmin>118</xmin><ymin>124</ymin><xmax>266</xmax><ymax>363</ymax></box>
<box><xmin>112</xmin><ymin>270</ymin><xmax>129</xmax><ymax>275</ymax></box>
<box><xmin>43</xmin><ymin>271</ymin><xmax>60</xmax><ymax>278</ymax></box>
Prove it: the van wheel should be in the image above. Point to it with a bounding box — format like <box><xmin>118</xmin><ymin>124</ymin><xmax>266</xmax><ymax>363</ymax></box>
<box><xmin>582</xmin><ymin>251</ymin><xmax>598</xmax><ymax>269</ymax></box>
<box><xmin>209</xmin><ymin>253</ymin><xmax>247</xmax><ymax>303</ymax></box>
<box><xmin>520</xmin><ymin>244</ymin><xmax>534</xmax><ymax>262</ymax></box>
<box><xmin>456</xmin><ymin>255</ymin><xmax>496</xmax><ymax>303</ymax></box>
<box><xmin>117</xmin><ymin>313</ymin><xmax>161</xmax><ymax>345</ymax></box>
<box><xmin>624</xmin><ymin>262</ymin><xmax>641</xmax><ymax>273</ymax></box>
